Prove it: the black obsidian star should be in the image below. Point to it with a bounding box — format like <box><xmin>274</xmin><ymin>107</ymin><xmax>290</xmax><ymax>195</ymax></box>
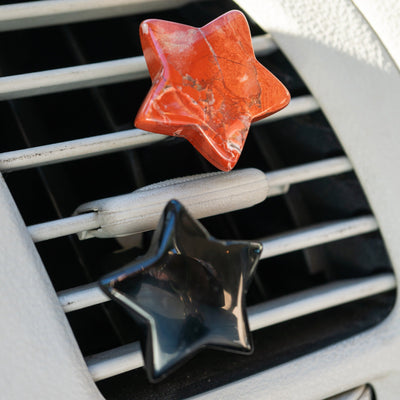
<box><xmin>99</xmin><ymin>200</ymin><xmax>262</xmax><ymax>382</ymax></box>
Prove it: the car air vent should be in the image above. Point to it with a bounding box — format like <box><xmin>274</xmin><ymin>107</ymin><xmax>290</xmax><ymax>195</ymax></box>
<box><xmin>0</xmin><ymin>0</ymin><xmax>396</xmax><ymax>399</ymax></box>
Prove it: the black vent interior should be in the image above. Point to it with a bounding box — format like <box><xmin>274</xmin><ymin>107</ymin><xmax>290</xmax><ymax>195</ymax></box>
<box><xmin>0</xmin><ymin>1</ymin><xmax>395</xmax><ymax>399</ymax></box>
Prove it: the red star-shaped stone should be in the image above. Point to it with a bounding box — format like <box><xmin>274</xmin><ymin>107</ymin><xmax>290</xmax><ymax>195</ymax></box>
<box><xmin>134</xmin><ymin>10</ymin><xmax>290</xmax><ymax>171</ymax></box>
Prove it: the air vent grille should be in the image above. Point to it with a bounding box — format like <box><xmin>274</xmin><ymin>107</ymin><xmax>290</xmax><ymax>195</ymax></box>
<box><xmin>0</xmin><ymin>0</ymin><xmax>395</xmax><ymax>399</ymax></box>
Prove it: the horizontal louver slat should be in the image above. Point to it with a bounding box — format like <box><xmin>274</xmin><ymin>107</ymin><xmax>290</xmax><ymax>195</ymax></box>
<box><xmin>0</xmin><ymin>35</ymin><xmax>275</xmax><ymax>100</ymax></box>
<box><xmin>27</xmin><ymin>157</ymin><xmax>352</xmax><ymax>242</ymax></box>
<box><xmin>85</xmin><ymin>274</ymin><xmax>396</xmax><ymax>381</ymax></box>
<box><xmin>58</xmin><ymin>215</ymin><xmax>378</xmax><ymax>313</ymax></box>
<box><xmin>0</xmin><ymin>96</ymin><xmax>318</xmax><ymax>172</ymax></box>
<box><xmin>0</xmin><ymin>0</ymin><xmax>193</xmax><ymax>32</ymax></box>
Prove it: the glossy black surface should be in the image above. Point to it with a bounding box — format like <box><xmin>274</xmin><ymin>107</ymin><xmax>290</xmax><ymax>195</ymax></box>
<box><xmin>99</xmin><ymin>200</ymin><xmax>262</xmax><ymax>382</ymax></box>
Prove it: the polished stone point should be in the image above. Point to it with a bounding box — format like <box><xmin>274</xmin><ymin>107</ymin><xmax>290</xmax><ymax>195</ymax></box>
<box><xmin>134</xmin><ymin>10</ymin><xmax>290</xmax><ymax>171</ymax></box>
<box><xmin>99</xmin><ymin>200</ymin><xmax>263</xmax><ymax>382</ymax></box>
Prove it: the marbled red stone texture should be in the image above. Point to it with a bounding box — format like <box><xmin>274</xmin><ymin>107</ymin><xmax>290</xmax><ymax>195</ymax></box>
<box><xmin>135</xmin><ymin>10</ymin><xmax>290</xmax><ymax>171</ymax></box>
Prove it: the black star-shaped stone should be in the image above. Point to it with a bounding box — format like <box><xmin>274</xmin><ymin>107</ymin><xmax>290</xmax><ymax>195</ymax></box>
<box><xmin>99</xmin><ymin>200</ymin><xmax>262</xmax><ymax>382</ymax></box>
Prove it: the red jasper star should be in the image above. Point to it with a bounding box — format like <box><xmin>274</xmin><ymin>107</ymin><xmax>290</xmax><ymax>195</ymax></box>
<box><xmin>134</xmin><ymin>10</ymin><xmax>290</xmax><ymax>171</ymax></box>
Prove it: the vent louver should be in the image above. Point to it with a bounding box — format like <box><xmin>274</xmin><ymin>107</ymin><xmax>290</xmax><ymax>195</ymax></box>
<box><xmin>0</xmin><ymin>0</ymin><xmax>396</xmax><ymax>399</ymax></box>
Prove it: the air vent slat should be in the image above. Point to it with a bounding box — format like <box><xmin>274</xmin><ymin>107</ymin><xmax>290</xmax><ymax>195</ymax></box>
<box><xmin>27</xmin><ymin>157</ymin><xmax>352</xmax><ymax>243</ymax></box>
<box><xmin>0</xmin><ymin>96</ymin><xmax>318</xmax><ymax>172</ymax></box>
<box><xmin>265</xmin><ymin>156</ymin><xmax>352</xmax><ymax>188</ymax></box>
<box><xmin>29</xmin><ymin>212</ymin><xmax>100</xmax><ymax>243</ymax></box>
<box><xmin>260</xmin><ymin>216</ymin><xmax>378</xmax><ymax>258</ymax></box>
<box><xmin>85</xmin><ymin>273</ymin><xmax>396</xmax><ymax>382</ymax></box>
<box><xmin>0</xmin><ymin>129</ymin><xmax>163</xmax><ymax>172</ymax></box>
<box><xmin>0</xmin><ymin>0</ymin><xmax>194</xmax><ymax>32</ymax></box>
<box><xmin>0</xmin><ymin>35</ymin><xmax>275</xmax><ymax>101</ymax></box>
<box><xmin>0</xmin><ymin>56</ymin><xmax>148</xmax><ymax>101</ymax></box>
<box><xmin>58</xmin><ymin>215</ymin><xmax>377</xmax><ymax>313</ymax></box>
<box><xmin>59</xmin><ymin>282</ymin><xmax>109</xmax><ymax>313</ymax></box>
<box><xmin>253</xmin><ymin>95</ymin><xmax>319</xmax><ymax>126</ymax></box>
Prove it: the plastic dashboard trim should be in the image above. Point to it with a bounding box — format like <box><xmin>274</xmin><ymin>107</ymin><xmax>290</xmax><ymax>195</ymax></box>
<box><xmin>1</xmin><ymin>0</ymin><xmax>400</xmax><ymax>399</ymax></box>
